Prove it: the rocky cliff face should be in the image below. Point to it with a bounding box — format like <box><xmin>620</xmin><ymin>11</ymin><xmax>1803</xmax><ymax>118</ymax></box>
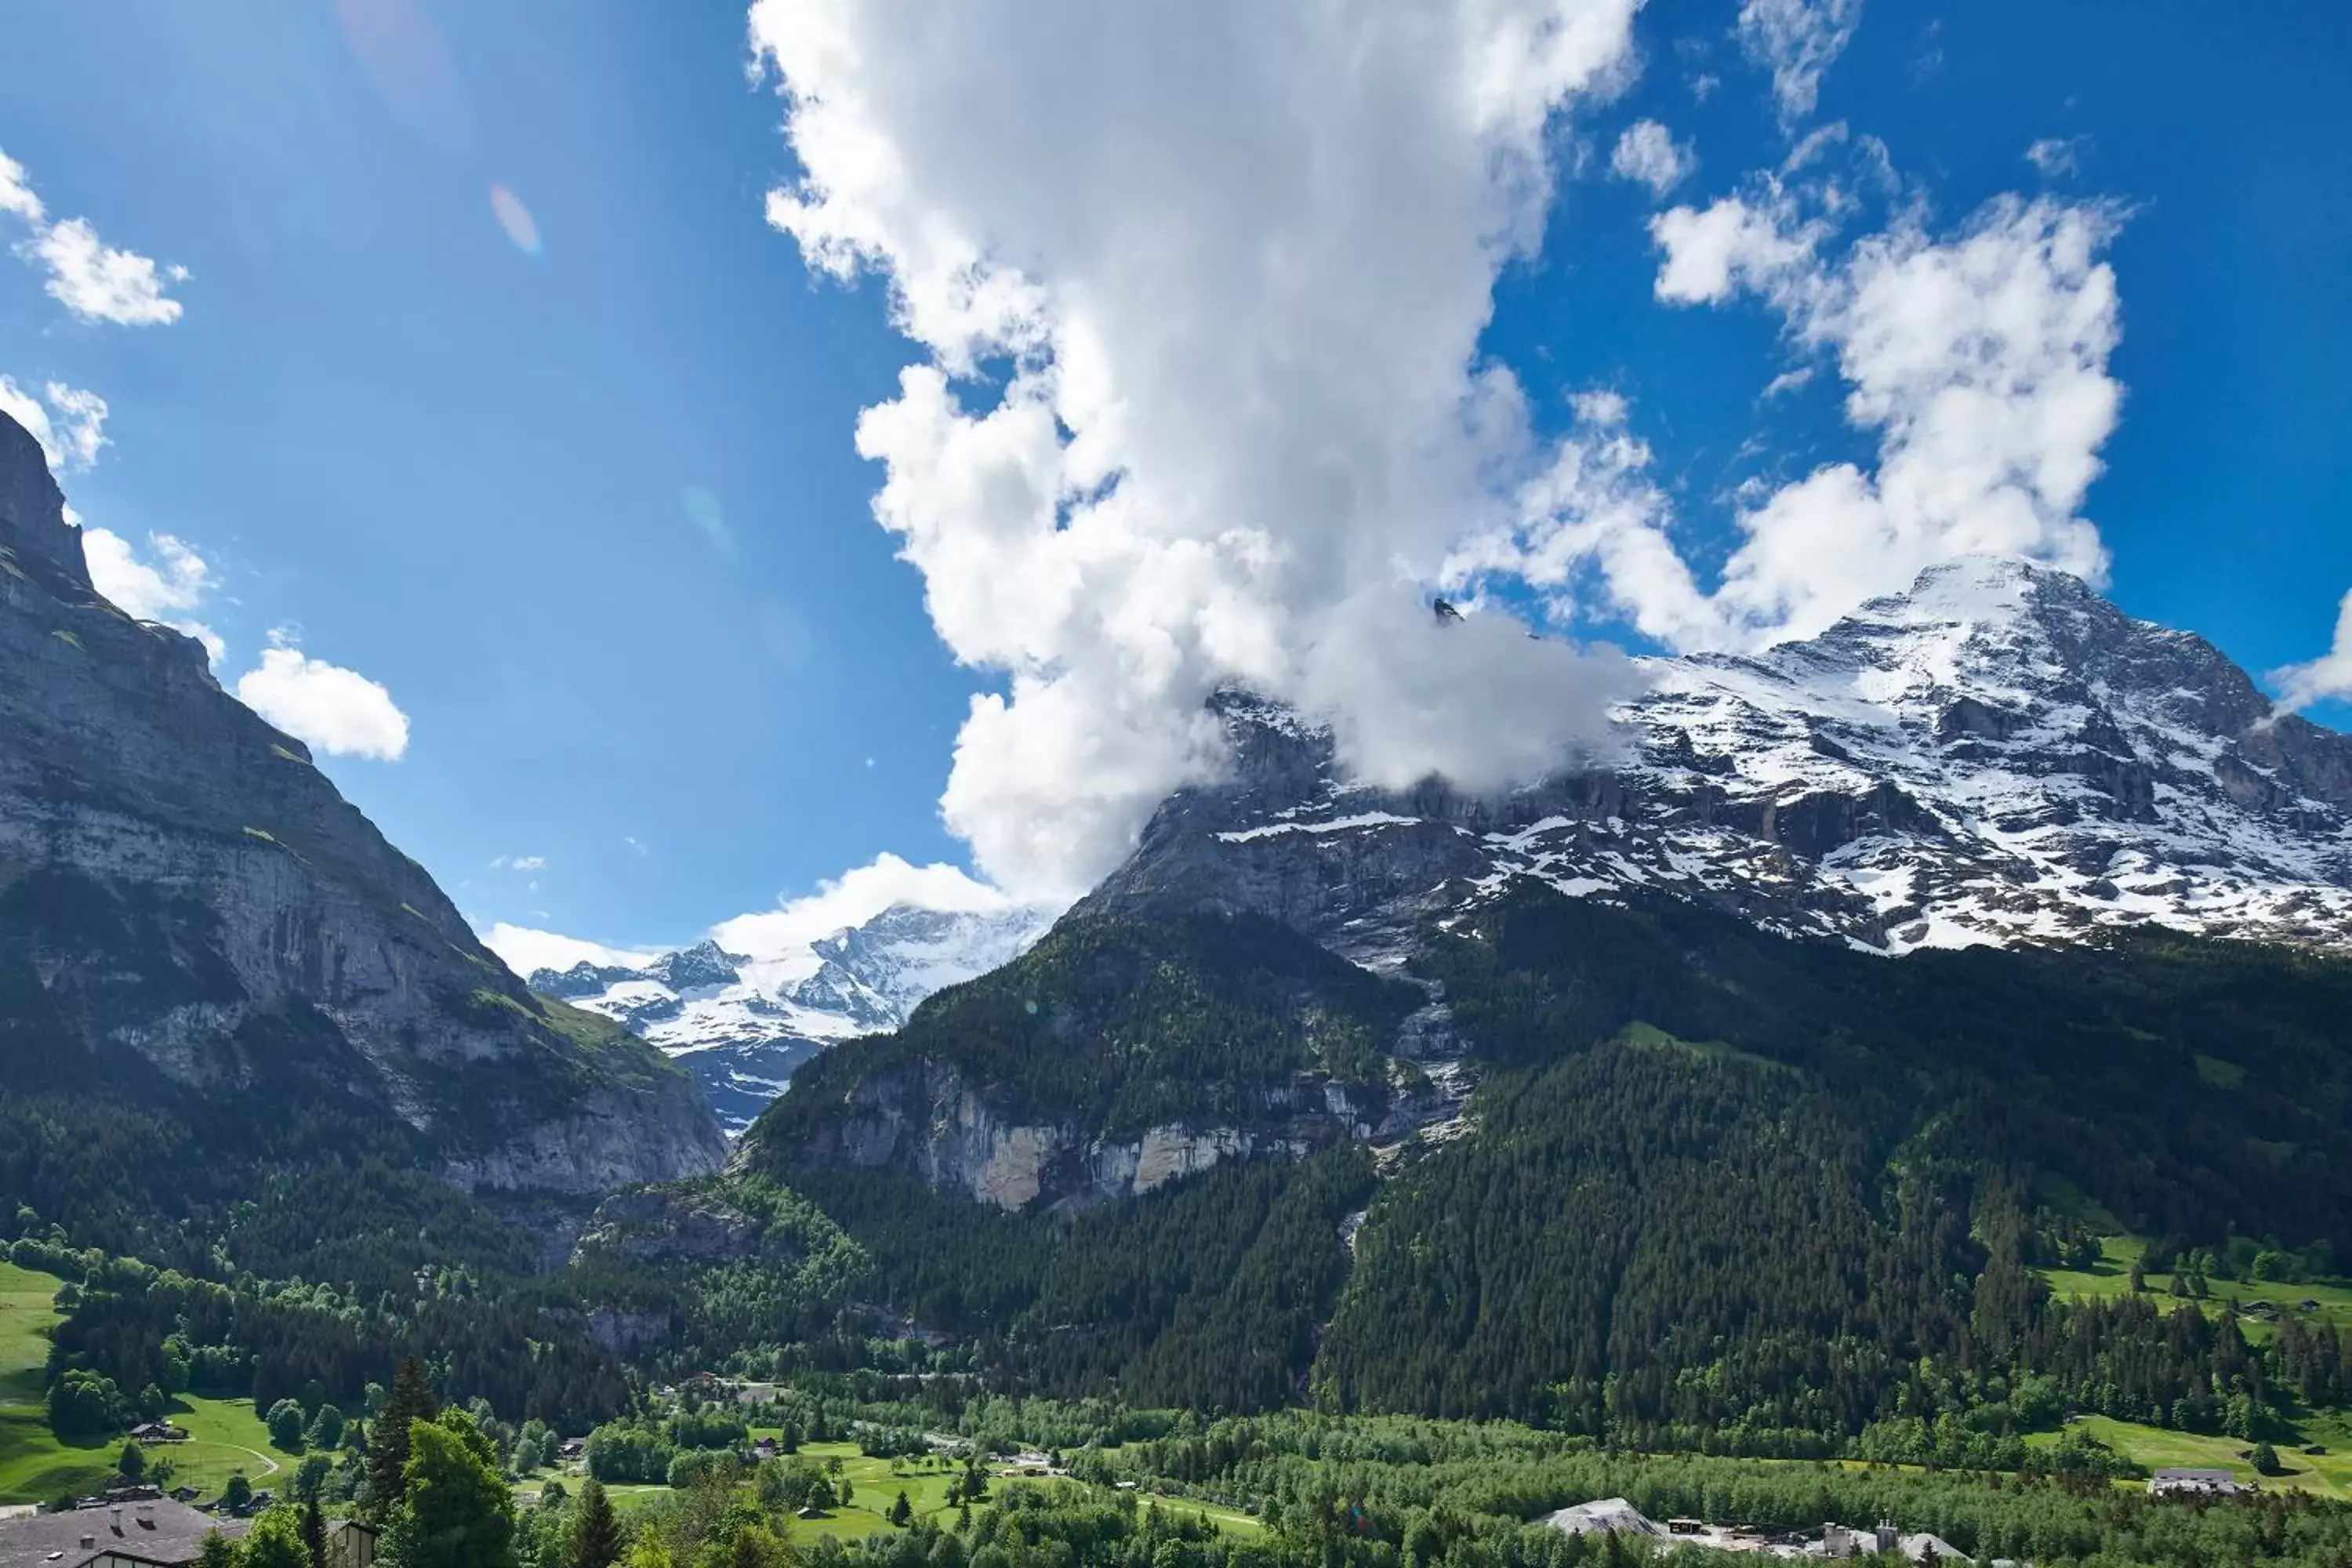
<box><xmin>781</xmin><ymin>1053</ymin><xmax>1457</xmax><ymax>1210</ymax></box>
<box><xmin>0</xmin><ymin>411</ymin><xmax>724</xmax><ymax>1193</ymax></box>
<box><xmin>1087</xmin><ymin>557</ymin><xmax>2352</xmax><ymax>959</ymax></box>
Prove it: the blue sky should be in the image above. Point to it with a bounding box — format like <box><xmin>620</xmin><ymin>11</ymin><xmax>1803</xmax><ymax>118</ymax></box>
<box><xmin>2</xmin><ymin>1</ymin><xmax>2349</xmax><ymax>962</ymax></box>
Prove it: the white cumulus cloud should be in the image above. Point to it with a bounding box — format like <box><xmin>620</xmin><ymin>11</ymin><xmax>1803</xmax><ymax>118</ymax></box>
<box><xmin>1649</xmin><ymin>188</ymin><xmax>1823</xmax><ymax>304</ymax></box>
<box><xmin>0</xmin><ymin>147</ymin><xmax>187</xmax><ymax>327</ymax></box>
<box><xmin>479</xmin><ymin>925</ymin><xmax>662</xmax><ymax>978</ymax></box>
<box><xmin>1610</xmin><ymin>119</ymin><xmax>1696</xmax><ymax>196</ymax></box>
<box><xmin>81</xmin><ymin>524</ymin><xmax>225</xmax><ymax>662</ymax></box>
<box><xmin>491</xmin><ymin>854</ymin><xmax>549</xmax><ymax>873</ymax></box>
<box><xmin>752</xmin><ymin>0</ymin><xmax>1648</xmax><ymax>898</ymax></box>
<box><xmin>0</xmin><ymin>151</ymin><xmax>42</xmax><ymax>223</ymax></box>
<box><xmin>1736</xmin><ymin>0</ymin><xmax>1864</xmax><ymax>125</ymax></box>
<box><xmin>234</xmin><ymin>639</ymin><xmax>412</xmax><ymax>760</ymax></box>
<box><xmin>2026</xmin><ymin>136</ymin><xmax>2091</xmax><ymax>178</ymax></box>
<box><xmin>82</xmin><ymin>528</ymin><xmax>209</xmax><ymax>619</ymax></box>
<box><xmin>2272</xmin><ymin>591</ymin><xmax>2352</xmax><ymax>717</ymax></box>
<box><xmin>1454</xmin><ymin>182</ymin><xmax>2125</xmax><ymax>654</ymax></box>
<box><xmin>712</xmin><ymin>851</ymin><xmax>1020</xmax><ymax>961</ymax></box>
<box><xmin>0</xmin><ymin>376</ymin><xmax>109</xmax><ymax>471</ymax></box>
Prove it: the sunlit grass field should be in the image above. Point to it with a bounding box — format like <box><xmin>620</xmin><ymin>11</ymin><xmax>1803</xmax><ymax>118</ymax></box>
<box><xmin>2025</xmin><ymin>1413</ymin><xmax>2352</xmax><ymax>1502</ymax></box>
<box><xmin>524</xmin><ymin>1437</ymin><xmax>1262</xmax><ymax>1544</ymax></box>
<box><xmin>2031</xmin><ymin>1235</ymin><xmax>2352</xmax><ymax>1341</ymax></box>
<box><xmin>0</xmin><ymin>1261</ymin><xmax>292</xmax><ymax>1507</ymax></box>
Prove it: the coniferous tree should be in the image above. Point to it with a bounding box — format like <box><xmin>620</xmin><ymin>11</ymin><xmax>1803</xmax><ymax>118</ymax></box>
<box><xmin>365</xmin><ymin>1358</ymin><xmax>438</xmax><ymax>1522</ymax></box>
<box><xmin>567</xmin><ymin>1475</ymin><xmax>624</xmax><ymax>1568</ymax></box>
<box><xmin>301</xmin><ymin>1497</ymin><xmax>328</xmax><ymax>1568</ymax></box>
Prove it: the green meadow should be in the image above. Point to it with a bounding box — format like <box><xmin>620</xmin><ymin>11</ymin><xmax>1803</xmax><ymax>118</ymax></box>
<box><xmin>523</xmin><ymin>1438</ymin><xmax>1261</xmax><ymax>1545</ymax></box>
<box><xmin>2031</xmin><ymin>1234</ymin><xmax>2352</xmax><ymax>1340</ymax></box>
<box><xmin>0</xmin><ymin>1260</ymin><xmax>288</xmax><ymax>1508</ymax></box>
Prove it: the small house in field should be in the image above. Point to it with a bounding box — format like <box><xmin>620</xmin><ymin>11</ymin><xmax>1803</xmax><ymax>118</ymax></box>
<box><xmin>2150</xmin><ymin>1468</ymin><xmax>2245</xmax><ymax>1497</ymax></box>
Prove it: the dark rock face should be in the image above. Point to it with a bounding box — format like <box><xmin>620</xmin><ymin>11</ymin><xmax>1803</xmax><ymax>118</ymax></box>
<box><xmin>1085</xmin><ymin>557</ymin><xmax>2352</xmax><ymax>956</ymax></box>
<box><xmin>0</xmin><ymin>411</ymin><xmax>724</xmax><ymax>1192</ymax></box>
<box><xmin>648</xmin><ymin>940</ymin><xmax>743</xmax><ymax>993</ymax></box>
<box><xmin>530</xmin><ymin>960</ymin><xmax>645</xmax><ymax>1000</ymax></box>
<box><xmin>768</xmin><ymin>1051</ymin><xmax>1436</xmax><ymax>1213</ymax></box>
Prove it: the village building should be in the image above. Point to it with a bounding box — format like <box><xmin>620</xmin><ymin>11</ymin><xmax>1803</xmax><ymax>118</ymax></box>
<box><xmin>1543</xmin><ymin>1501</ymin><xmax>1987</xmax><ymax>1561</ymax></box>
<box><xmin>2148</xmin><ymin>1468</ymin><xmax>2247</xmax><ymax>1497</ymax></box>
<box><xmin>0</xmin><ymin>1497</ymin><xmax>246</xmax><ymax>1568</ymax></box>
<box><xmin>325</xmin><ymin>1518</ymin><xmax>379</xmax><ymax>1568</ymax></box>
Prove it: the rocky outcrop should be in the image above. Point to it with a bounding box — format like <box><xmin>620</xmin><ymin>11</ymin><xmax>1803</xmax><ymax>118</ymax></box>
<box><xmin>771</xmin><ymin>1011</ymin><xmax>1476</xmax><ymax>1212</ymax></box>
<box><xmin>776</xmin><ymin>1054</ymin><xmax>1420</xmax><ymax>1211</ymax></box>
<box><xmin>0</xmin><ymin>410</ymin><xmax>724</xmax><ymax>1192</ymax></box>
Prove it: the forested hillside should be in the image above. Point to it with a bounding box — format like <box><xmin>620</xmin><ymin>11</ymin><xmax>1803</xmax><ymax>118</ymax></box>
<box><xmin>717</xmin><ymin>884</ymin><xmax>2352</xmax><ymax>1451</ymax></box>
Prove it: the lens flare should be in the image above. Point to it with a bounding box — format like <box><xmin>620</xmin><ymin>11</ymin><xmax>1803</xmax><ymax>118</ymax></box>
<box><xmin>684</xmin><ymin>486</ymin><xmax>733</xmax><ymax>554</ymax></box>
<box><xmin>489</xmin><ymin>184</ymin><xmax>541</xmax><ymax>256</ymax></box>
<box><xmin>332</xmin><ymin>0</ymin><xmax>477</xmax><ymax>154</ymax></box>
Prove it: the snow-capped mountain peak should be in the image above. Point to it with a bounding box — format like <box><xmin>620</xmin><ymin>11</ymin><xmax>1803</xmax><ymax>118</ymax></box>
<box><xmin>1082</xmin><ymin>557</ymin><xmax>2352</xmax><ymax>960</ymax></box>
<box><xmin>528</xmin><ymin>901</ymin><xmax>1051</xmax><ymax>1132</ymax></box>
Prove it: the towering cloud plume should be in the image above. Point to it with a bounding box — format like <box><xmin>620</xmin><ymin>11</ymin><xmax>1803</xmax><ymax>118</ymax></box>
<box><xmin>751</xmin><ymin>0</ymin><xmax>1648</xmax><ymax>898</ymax></box>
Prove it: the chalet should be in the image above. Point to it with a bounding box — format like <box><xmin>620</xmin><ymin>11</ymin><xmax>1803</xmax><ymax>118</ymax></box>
<box><xmin>126</xmin><ymin>1424</ymin><xmax>187</xmax><ymax>1445</ymax></box>
<box><xmin>2303</xmin><ymin>1298</ymin><xmax>2325</xmax><ymax>1312</ymax></box>
<box><xmin>0</xmin><ymin>1498</ymin><xmax>247</xmax><ymax>1568</ymax></box>
<box><xmin>2149</xmin><ymin>1468</ymin><xmax>2246</xmax><ymax>1497</ymax></box>
<box><xmin>325</xmin><ymin>1519</ymin><xmax>379</xmax><ymax>1568</ymax></box>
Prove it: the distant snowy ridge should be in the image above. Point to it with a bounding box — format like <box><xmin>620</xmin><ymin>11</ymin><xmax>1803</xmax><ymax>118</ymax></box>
<box><xmin>529</xmin><ymin>902</ymin><xmax>1050</xmax><ymax>1133</ymax></box>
